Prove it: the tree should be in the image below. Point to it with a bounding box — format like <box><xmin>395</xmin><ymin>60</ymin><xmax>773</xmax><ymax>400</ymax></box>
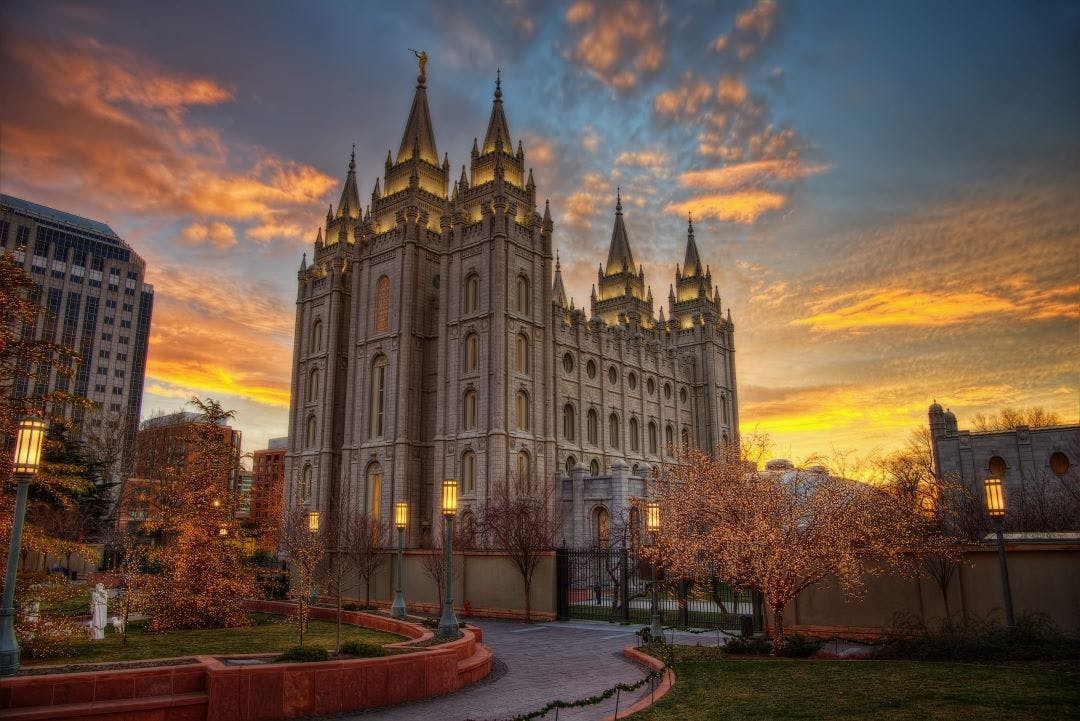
<box><xmin>280</xmin><ymin>503</ymin><xmax>324</xmax><ymax>646</ymax></box>
<box><xmin>477</xmin><ymin>476</ymin><xmax>562</xmax><ymax>623</ymax></box>
<box><xmin>136</xmin><ymin>398</ymin><xmax>256</xmax><ymax>630</ymax></box>
<box><xmin>420</xmin><ymin>518</ymin><xmax>463</xmax><ymax>612</ymax></box>
<box><xmin>340</xmin><ymin>511</ymin><xmax>387</xmax><ymax>609</ymax></box>
<box><xmin>970</xmin><ymin>406</ymin><xmax>1063</xmax><ymax>431</ymax></box>
<box><xmin>648</xmin><ymin>445</ymin><xmax>931</xmax><ymax>650</ymax></box>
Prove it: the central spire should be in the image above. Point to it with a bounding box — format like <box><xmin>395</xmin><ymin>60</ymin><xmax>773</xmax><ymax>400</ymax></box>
<box><xmin>482</xmin><ymin>69</ymin><xmax>513</xmax><ymax>154</ymax></box>
<box><xmin>682</xmin><ymin>212</ymin><xmax>703</xmax><ymax>277</ymax></box>
<box><xmin>604</xmin><ymin>188</ymin><xmax>636</xmax><ymax>275</ymax></box>
<box><xmin>396</xmin><ymin>60</ymin><xmax>439</xmax><ymax>165</ymax></box>
<box><xmin>335</xmin><ymin>144</ymin><xmax>360</xmax><ymax>220</ymax></box>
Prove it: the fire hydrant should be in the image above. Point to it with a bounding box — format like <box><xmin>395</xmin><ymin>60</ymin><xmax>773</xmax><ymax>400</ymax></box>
<box><xmin>463</xmin><ymin>599</ymin><xmax>473</xmax><ymax>617</ymax></box>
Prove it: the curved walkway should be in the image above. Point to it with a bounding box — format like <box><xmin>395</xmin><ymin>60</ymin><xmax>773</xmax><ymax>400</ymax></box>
<box><xmin>338</xmin><ymin>619</ymin><xmax>671</xmax><ymax>721</ymax></box>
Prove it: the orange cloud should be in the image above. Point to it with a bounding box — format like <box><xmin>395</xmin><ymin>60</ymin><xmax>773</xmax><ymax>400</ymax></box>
<box><xmin>565</xmin><ymin>0</ymin><xmax>665</xmax><ymax>90</ymax></box>
<box><xmin>794</xmin><ymin>289</ymin><xmax>1014</xmax><ymax>331</ymax></box>
<box><xmin>736</xmin><ymin>0</ymin><xmax>778</xmax><ymax>39</ymax></box>
<box><xmin>679</xmin><ymin>160</ymin><xmax>829</xmax><ymax>190</ymax></box>
<box><xmin>664</xmin><ymin>190</ymin><xmax>786</xmax><ymax>223</ymax></box>
<box><xmin>564</xmin><ymin>191</ymin><xmax>600</xmax><ymax>227</ymax></box>
<box><xmin>615</xmin><ymin>150</ymin><xmax>667</xmax><ymax>168</ymax></box>
<box><xmin>654</xmin><ymin>73</ymin><xmax>714</xmax><ymax>119</ymax></box>
<box><xmin>716</xmin><ymin>75</ymin><xmax>748</xmax><ymax>106</ymax></box>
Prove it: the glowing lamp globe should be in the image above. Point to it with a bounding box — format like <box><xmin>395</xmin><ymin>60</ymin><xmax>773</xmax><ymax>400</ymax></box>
<box><xmin>395</xmin><ymin>501</ymin><xmax>408</xmax><ymax>530</ymax></box>
<box><xmin>307</xmin><ymin>509</ymin><xmax>321</xmax><ymax>533</ymax></box>
<box><xmin>442</xmin><ymin>480</ymin><xmax>458</xmax><ymax>516</ymax></box>
<box><xmin>983</xmin><ymin>477</ymin><xmax>1006</xmax><ymax>519</ymax></box>
<box><xmin>646</xmin><ymin>502</ymin><xmax>661</xmax><ymax>533</ymax></box>
<box><xmin>12</xmin><ymin>418</ymin><xmax>47</xmax><ymax>475</ymax></box>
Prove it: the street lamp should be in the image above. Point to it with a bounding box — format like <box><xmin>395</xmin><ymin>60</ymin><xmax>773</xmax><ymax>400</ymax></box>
<box><xmin>436</xmin><ymin>479</ymin><xmax>458</xmax><ymax>639</ymax></box>
<box><xmin>983</xmin><ymin>476</ymin><xmax>1015</xmax><ymax>628</ymax></box>
<box><xmin>391</xmin><ymin>501</ymin><xmax>408</xmax><ymax>618</ymax></box>
<box><xmin>645</xmin><ymin>502</ymin><xmax>663</xmax><ymax>639</ymax></box>
<box><xmin>2</xmin><ymin>418</ymin><xmax>47</xmax><ymax>676</ymax></box>
<box><xmin>307</xmin><ymin>509</ymin><xmax>320</xmax><ymax>534</ymax></box>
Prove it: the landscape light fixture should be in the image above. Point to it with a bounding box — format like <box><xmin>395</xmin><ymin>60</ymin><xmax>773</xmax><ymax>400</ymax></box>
<box><xmin>983</xmin><ymin>476</ymin><xmax>1014</xmax><ymax>628</ymax></box>
<box><xmin>437</xmin><ymin>480</ymin><xmax>459</xmax><ymax>638</ymax></box>
<box><xmin>645</xmin><ymin>502</ymin><xmax>663</xmax><ymax>638</ymax></box>
<box><xmin>392</xmin><ymin>501</ymin><xmax>408</xmax><ymax>618</ymax></box>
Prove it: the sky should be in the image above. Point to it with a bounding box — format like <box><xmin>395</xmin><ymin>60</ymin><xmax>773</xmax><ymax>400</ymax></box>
<box><xmin>1</xmin><ymin>0</ymin><xmax>1077</xmax><ymax>465</ymax></box>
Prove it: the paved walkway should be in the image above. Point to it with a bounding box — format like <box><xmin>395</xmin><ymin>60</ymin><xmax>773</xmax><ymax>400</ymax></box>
<box><xmin>338</xmin><ymin>619</ymin><xmax>677</xmax><ymax>721</ymax></box>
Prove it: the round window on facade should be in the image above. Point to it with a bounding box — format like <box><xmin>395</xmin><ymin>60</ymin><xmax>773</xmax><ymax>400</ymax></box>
<box><xmin>563</xmin><ymin>352</ymin><xmax>574</xmax><ymax>373</ymax></box>
<box><xmin>628</xmin><ymin>372</ymin><xmax>637</xmax><ymax>390</ymax></box>
<box><xmin>1049</xmin><ymin>451</ymin><xmax>1070</xmax><ymax>476</ymax></box>
<box><xmin>680</xmin><ymin>387</ymin><xmax>688</xmax><ymax>404</ymax></box>
<box><xmin>589</xmin><ymin>459</ymin><xmax>601</xmax><ymax>476</ymax></box>
<box><xmin>988</xmin><ymin>455</ymin><xmax>1007</xmax><ymax>477</ymax></box>
<box><xmin>586</xmin><ymin>359</ymin><xmax>597</xmax><ymax>379</ymax></box>
<box><xmin>608</xmin><ymin>366</ymin><xmax>618</xmax><ymax>385</ymax></box>
<box><xmin>664</xmin><ymin>382</ymin><xmax>672</xmax><ymax>400</ymax></box>
<box><xmin>647</xmin><ymin>377</ymin><xmax>655</xmax><ymax>395</ymax></box>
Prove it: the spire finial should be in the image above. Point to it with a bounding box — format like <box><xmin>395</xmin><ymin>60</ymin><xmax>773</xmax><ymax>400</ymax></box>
<box><xmin>688</xmin><ymin>211</ymin><xmax>693</xmax><ymax>232</ymax></box>
<box><xmin>616</xmin><ymin>187</ymin><xmax>622</xmax><ymax>213</ymax></box>
<box><xmin>349</xmin><ymin>143</ymin><xmax>356</xmax><ymax>171</ymax></box>
<box><xmin>495</xmin><ymin>68</ymin><xmax>502</xmax><ymax>99</ymax></box>
<box><xmin>556</xmin><ymin>249</ymin><xmax>560</xmax><ymax>269</ymax></box>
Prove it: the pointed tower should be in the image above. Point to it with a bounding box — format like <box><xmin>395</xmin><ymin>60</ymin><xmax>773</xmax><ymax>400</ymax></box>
<box><xmin>591</xmin><ymin>190</ymin><xmax>654</xmax><ymax>328</ymax></box>
<box><xmin>670</xmin><ymin>214</ymin><xmax>718</xmax><ymax>328</ymax></box>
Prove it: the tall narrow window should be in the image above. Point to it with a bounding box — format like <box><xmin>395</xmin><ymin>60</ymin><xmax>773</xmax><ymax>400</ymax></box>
<box><xmin>375</xmin><ymin>275</ymin><xmax>390</xmax><ymax>332</ymax></box>
<box><xmin>464</xmin><ymin>273</ymin><xmax>480</xmax><ymax>313</ymax></box>
<box><xmin>463</xmin><ymin>390</ymin><xmax>477</xmax><ymax>429</ymax></box>
<box><xmin>563</xmin><ymin>403</ymin><xmax>575</xmax><ymax>441</ymax></box>
<box><xmin>648</xmin><ymin>421</ymin><xmax>658</xmax><ymax>454</ymax></box>
<box><xmin>516</xmin><ymin>333</ymin><xmax>530</xmax><ymax>374</ymax></box>
<box><xmin>565</xmin><ymin>455</ymin><xmax>577</xmax><ymax>475</ymax></box>
<box><xmin>462</xmin><ymin>451</ymin><xmax>476</xmax><ymax>493</ymax></box>
<box><xmin>515</xmin><ymin>275</ymin><xmax>530</xmax><ymax>314</ymax></box>
<box><xmin>306</xmin><ymin>416</ymin><xmax>317</xmax><ymax>447</ymax></box>
<box><xmin>681</xmin><ymin>427</ymin><xmax>691</xmax><ymax>450</ymax></box>
<box><xmin>464</xmin><ymin>333</ymin><xmax>479</xmax><ymax>373</ymax></box>
<box><xmin>595</xmin><ymin>507</ymin><xmax>609</xmax><ymax>547</ymax></box>
<box><xmin>590</xmin><ymin>459</ymin><xmax>601</xmax><ymax>476</ymax></box>
<box><xmin>665</xmin><ymin>424</ymin><xmax>674</xmax><ymax>451</ymax></box>
<box><xmin>308</xmin><ymin>368</ymin><xmax>320</xmax><ymax>400</ymax></box>
<box><xmin>515</xmin><ymin>390</ymin><xmax>530</xmax><ymax>430</ymax></box>
<box><xmin>369</xmin><ymin>356</ymin><xmax>387</xmax><ymax>438</ymax></box>
<box><xmin>367</xmin><ymin>464</ymin><xmax>382</xmax><ymax>521</ymax></box>
<box><xmin>310</xmin><ymin>319</ymin><xmax>323</xmax><ymax>353</ymax></box>
<box><xmin>587</xmin><ymin>409</ymin><xmax>598</xmax><ymax>445</ymax></box>
<box><xmin>608</xmin><ymin>413</ymin><xmax>620</xmax><ymax>448</ymax></box>
<box><xmin>517</xmin><ymin>451</ymin><xmax>531</xmax><ymax>494</ymax></box>
<box><xmin>301</xmin><ymin>465</ymin><xmax>313</xmax><ymax>500</ymax></box>
<box><xmin>629</xmin><ymin>417</ymin><xmax>639</xmax><ymax>452</ymax></box>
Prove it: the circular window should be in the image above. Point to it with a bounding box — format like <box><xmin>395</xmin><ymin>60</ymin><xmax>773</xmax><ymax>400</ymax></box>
<box><xmin>647</xmin><ymin>378</ymin><xmax>655</xmax><ymax>395</ymax></box>
<box><xmin>988</xmin><ymin>456</ymin><xmax>1007</xmax><ymax>477</ymax></box>
<box><xmin>586</xmin><ymin>359</ymin><xmax>597</xmax><ymax>379</ymax></box>
<box><xmin>589</xmin><ymin>459</ymin><xmax>601</xmax><ymax>476</ymax></box>
<box><xmin>664</xmin><ymin>382</ymin><xmax>672</xmax><ymax>400</ymax></box>
<box><xmin>1049</xmin><ymin>451</ymin><xmax>1070</xmax><ymax>476</ymax></box>
<box><xmin>680</xmin><ymin>387</ymin><xmax>688</xmax><ymax>403</ymax></box>
<box><xmin>628</xmin><ymin>372</ymin><xmax>637</xmax><ymax>390</ymax></box>
<box><xmin>608</xmin><ymin>367</ymin><xmax>618</xmax><ymax>385</ymax></box>
<box><xmin>563</xmin><ymin>353</ymin><xmax>574</xmax><ymax>373</ymax></box>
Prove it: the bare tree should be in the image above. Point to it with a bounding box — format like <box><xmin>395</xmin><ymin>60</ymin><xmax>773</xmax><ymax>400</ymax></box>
<box><xmin>477</xmin><ymin>476</ymin><xmax>563</xmax><ymax>622</ymax></box>
<box><xmin>970</xmin><ymin>406</ymin><xmax>1063</xmax><ymax>431</ymax></box>
<box><xmin>341</xmin><ymin>512</ymin><xmax>388</xmax><ymax>609</ymax></box>
<box><xmin>280</xmin><ymin>503</ymin><xmax>325</xmax><ymax>646</ymax></box>
<box><xmin>420</xmin><ymin>518</ymin><xmax>463</xmax><ymax>612</ymax></box>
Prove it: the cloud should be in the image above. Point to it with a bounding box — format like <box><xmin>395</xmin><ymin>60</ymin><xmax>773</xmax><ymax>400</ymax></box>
<box><xmin>678</xmin><ymin>160</ymin><xmax>829</xmax><ymax>191</ymax></box>
<box><xmin>653</xmin><ymin>73</ymin><xmax>714</xmax><ymax>119</ymax></box>
<box><xmin>615</xmin><ymin>150</ymin><xmax>667</xmax><ymax>168</ymax></box>
<box><xmin>716</xmin><ymin>75</ymin><xmax>748</xmax><ymax>106</ymax></box>
<box><xmin>664</xmin><ymin>190</ymin><xmax>786</xmax><ymax>223</ymax></box>
<box><xmin>736</xmin><ymin>0</ymin><xmax>778</xmax><ymax>39</ymax></box>
<box><xmin>181</xmin><ymin>221</ymin><xmax>237</xmax><ymax>250</ymax></box>
<box><xmin>565</xmin><ymin>0</ymin><xmax>666</xmax><ymax>90</ymax></box>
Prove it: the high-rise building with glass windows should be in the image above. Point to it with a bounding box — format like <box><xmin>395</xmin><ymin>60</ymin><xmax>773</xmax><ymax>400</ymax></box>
<box><xmin>285</xmin><ymin>65</ymin><xmax>738</xmax><ymax>546</ymax></box>
<box><xmin>1</xmin><ymin>194</ymin><xmax>154</xmax><ymax>481</ymax></box>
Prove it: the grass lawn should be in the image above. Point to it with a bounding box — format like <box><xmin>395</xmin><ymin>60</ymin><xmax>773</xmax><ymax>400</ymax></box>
<box><xmin>633</xmin><ymin>655</ymin><xmax>1080</xmax><ymax>720</ymax></box>
<box><xmin>25</xmin><ymin>612</ymin><xmax>406</xmax><ymax>665</ymax></box>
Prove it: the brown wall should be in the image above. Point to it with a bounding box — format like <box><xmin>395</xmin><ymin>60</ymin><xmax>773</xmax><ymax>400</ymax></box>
<box><xmin>781</xmin><ymin>543</ymin><xmax>1080</xmax><ymax>637</ymax></box>
<box><xmin>325</xmin><ymin>549</ymin><xmax>557</xmax><ymax>621</ymax></box>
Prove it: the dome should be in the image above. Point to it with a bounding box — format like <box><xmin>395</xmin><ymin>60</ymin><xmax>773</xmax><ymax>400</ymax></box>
<box><xmin>929</xmin><ymin>400</ymin><xmax>944</xmax><ymax>414</ymax></box>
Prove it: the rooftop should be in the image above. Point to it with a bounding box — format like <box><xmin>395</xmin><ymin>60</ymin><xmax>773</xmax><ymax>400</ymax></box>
<box><xmin>1</xmin><ymin>193</ymin><xmax>124</xmax><ymax>245</ymax></box>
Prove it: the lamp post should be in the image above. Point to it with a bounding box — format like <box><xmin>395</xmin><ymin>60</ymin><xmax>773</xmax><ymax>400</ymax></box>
<box><xmin>1</xmin><ymin>418</ymin><xmax>47</xmax><ymax>676</ymax></box>
<box><xmin>436</xmin><ymin>479</ymin><xmax>459</xmax><ymax>639</ymax></box>
<box><xmin>983</xmin><ymin>476</ymin><xmax>1014</xmax><ymax>628</ymax></box>
<box><xmin>645</xmin><ymin>502</ymin><xmax>663</xmax><ymax>639</ymax></box>
<box><xmin>391</xmin><ymin>501</ymin><xmax>408</xmax><ymax>618</ymax></box>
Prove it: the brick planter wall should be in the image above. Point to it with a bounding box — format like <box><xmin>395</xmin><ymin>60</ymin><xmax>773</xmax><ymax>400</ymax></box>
<box><xmin>1</xmin><ymin>599</ymin><xmax>492</xmax><ymax>721</ymax></box>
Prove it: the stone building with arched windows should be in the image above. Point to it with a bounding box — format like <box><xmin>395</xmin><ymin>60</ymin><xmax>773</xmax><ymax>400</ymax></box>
<box><xmin>285</xmin><ymin>65</ymin><xmax>738</xmax><ymax>546</ymax></box>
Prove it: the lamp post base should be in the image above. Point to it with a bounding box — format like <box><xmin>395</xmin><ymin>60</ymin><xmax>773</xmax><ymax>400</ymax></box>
<box><xmin>0</xmin><ymin>608</ymin><xmax>19</xmax><ymax>676</ymax></box>
<box><xmin>391</xmin><ymin>594</ymin><xmax>407</xmax><ymax>619</ymax></box>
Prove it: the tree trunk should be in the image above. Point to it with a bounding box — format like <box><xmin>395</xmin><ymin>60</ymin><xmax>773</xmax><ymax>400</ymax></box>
<box><xmin>365</xmin><ymin>577</ymin><xmax>371</xmax><ymax>608</ymax></box>
<box><xmin>771</xmin><ymin>603</ymin><xmax>785</xmax><ymax>653</ymax></box>
<box><xmin>523</xmin><ymin>578</ymin><xmax>532</xmax><ymax>623</ymax></box>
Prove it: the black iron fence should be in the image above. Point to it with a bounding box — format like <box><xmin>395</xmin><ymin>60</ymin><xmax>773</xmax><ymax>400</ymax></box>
<box><xmin>555</xmin><ymin>546</ymin><xmax>763</xmax><ymax>633</ymax></box>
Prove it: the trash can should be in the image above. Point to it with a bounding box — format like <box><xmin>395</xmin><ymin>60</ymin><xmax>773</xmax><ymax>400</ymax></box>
<box><xmin>739</xmin><ymin>614</ymin><xmax>754</xmax><ymax>638</ymax></box>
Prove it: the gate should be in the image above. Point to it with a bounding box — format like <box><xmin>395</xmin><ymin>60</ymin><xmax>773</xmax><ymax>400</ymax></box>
<box><xmin>555</xmin><ymin>546</ymin><xmax>763</xmax><ymax>633</ymax></box>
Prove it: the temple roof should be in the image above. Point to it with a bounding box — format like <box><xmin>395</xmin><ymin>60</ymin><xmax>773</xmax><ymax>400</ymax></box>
<box><xmin>482</xmin><ymin>71</ymin><xmax>513</xmax><ymax>154</ymax></box>
<box><xmin>335</xmin><ymin>147</ymin><xmax>361</xmax><ymax>220</ymax></box>
<box><xmin>604</xmin><ymin>190</ymin><xmax>636</xmax><ymax>275</ymax></box>
<box><xmin>396</xmin><ymin>73</ymin><xmax>438</xmax><ymax>165</ymax></box>
<box><xmin>683</xmin><ymin>214</ymin><xmax>703</xmax><ymax>277</ymax></box>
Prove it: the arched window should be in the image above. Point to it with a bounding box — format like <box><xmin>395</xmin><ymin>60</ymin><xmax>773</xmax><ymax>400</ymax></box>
<box><xmin>464</xmin><ymin>333</ymin><xmax>479</xmax><ymax>373</ymax></box>
<box><xmin>516</xmin><ymin>333</ymin><xmax>530</xmax><ymax>374</ymax></box>
<box><xmin>310</xmin><ymin>319</ymin><xmax>323</xmax><ymax>353</ymax></box>
<box><xmin>515</xmin><ymin>390</ymin><xmax>530</xmax><ymax>430</ymax></box>
<box><xmin>629</xmin><ymin>417</ymin><xmax>639</xmax><ymax>452</ymax></box>
<box><xmin>515</xmin><ymin>274</ymin><xmax>530</xmax><ymax>314</ymax></box>
<box><xmin>648</xmin><ymin>421</ymin><xmax>658</xmax><ymax>454</ymax></box>
<box><xmin>594</xmin><ymin>507</ymin><xmax>609</xmax><ymax>547</ymax></box>
<box><xmin>375</xmin><ymin>276</ymin><xmax>390</xmax><ymax>332</ymax></box>
<box><xmin>647</xmin><ymin>377</ymin><xmax>655</xmax><ymax>395</ymax></box>
<box><xmin>565</xmin><ymin>455</ymin><xmax>577</xmax><ymax>476</ymax></box>
<box><xmin>680</xmin><ymin>387</ymin><xmax>688</xmax><ymax>404</ymax></box>
<box><xmin>306</xmin><ymin>415</ymin><xmax>317</xmax><ymax>447</ymax></box>
<box><xmin>587</xmin><ymin>408</ymin><xmax>598</xmax><ymax>445</ymax></box>
<box><xmin>464</xmin><ymin>273</ymin><xmax>480</xmax><ymax>314</ymax></box>
<box><xmin>608</xmin><ymin>413</ymin><xmax>620</xmax><ymax>448</ymax></box>
<box><xmin>608</xmin><ymin>366</ymin><xmax>618</xmax><ymax>385</ymax></box>
<box><xmin>301</xmin><ymin>465</ymin><xmax>313</xmax><ymax>500</ymax></box>
<box><xmin>589</xmin><ymin>458</ymin><xmax>600</xmax><ymax>476</ymax></box>
<box><xmin>463</xmin><ymin>390</ymin><xmax>477</xmax><ymax>430</ymax></box>
<box><xmin>665</xmin><ymin>424</ymin><xmax>674</xmax><ymax>451</ymax></box>
<box><xmin>628</xmin><ymin>372</ymin><xmax>637</xmax><ymax>390</ymax></box>
<box><xmin>308</xmin><ymin>367</ymin><xmax>320</xmax><ymax>401</ymax></box>
<box><xmin>563</xmin><ymin>403</ymin><xmax>576</xmax><ymax>441</ymax></box>
<box><xmin>681</xmin><ymin>427</ymin><xmax>691</xmax><ymax>450</ymax></box>
<box><xmin>366</xmin><ymin>463</ymin><xmax>382</xmax><ymax>520</ymax></box>
<box><xmin>462</xmin><ymin>451</ymin><xmax>476</xmax><ymax>493</ymax></box>
<box><xmin>586</xmin><ymin>359</ymin><xmax>597</xmax><ymax>379</ymax></box>
<box><xmin>517</xmin><ymin>451</ymin><xmax>531</xmax><ymax>494</ymax></box>
<box><xmin>988</xmin><ymin>455</ymin><xmax>1007</xmax><ymax>477</ymax></box>
<box><xmin>369</xmin><ymin>356</ymin><xmax>387</xmax><ymax>438</ymax></box>
<box><xmin>562</xmin><ymin>353</ymin><xmax>574</xmax><ymax>373</ymax></box>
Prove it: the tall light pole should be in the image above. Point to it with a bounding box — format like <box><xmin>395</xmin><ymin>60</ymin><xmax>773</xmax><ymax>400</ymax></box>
<box><xmin>646</xmin><ymin>502</ymin><xmax>663</xmax><ymax>639</ymax></box>
<box><xmin>391</xmin><ymin>501</ymin><xmax>408</xmax><ymax>618</ymax></box>
<box><xmin>983</xmin><ymin>476</ymin><xmax>1014</xmax><ymax>628</ymax></box>
<box><xmin>1</xmin><ymin>418</ymin><xmax>47</xmax><ymax>676</ymax></box>
<box><xmin>437</xmin><ymin>479</ymin><xmax>459</xmax><ymax>639</ymax></box>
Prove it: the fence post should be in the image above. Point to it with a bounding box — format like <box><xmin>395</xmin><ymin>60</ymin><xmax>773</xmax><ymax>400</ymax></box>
<box><xmin>678</xmin><ymin>578</ymin><xmax>689</xmax><ymax>629</ymax></box>
<box><xmin>620</xmin><ymin>547</ymin><xmax>631</xmax><ymax>624</ymax></box>
<box><xmin>556</xmin><ymin>546</ymin><xmax>569</xmax><ymax>622</ymax></box>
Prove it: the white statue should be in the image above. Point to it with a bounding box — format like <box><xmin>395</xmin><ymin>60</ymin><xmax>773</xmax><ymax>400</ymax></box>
<box><xmin>90</xmin><ymin>583</ymin><xmax>108</xmax><ymax>640</ymax></box>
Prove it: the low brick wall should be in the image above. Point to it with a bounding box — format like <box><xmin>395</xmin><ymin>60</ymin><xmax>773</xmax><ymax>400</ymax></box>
<box><xmin>1</xmin><ymin>599</ymin><xmax>492</xmax><ymax>721</ymax></box>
